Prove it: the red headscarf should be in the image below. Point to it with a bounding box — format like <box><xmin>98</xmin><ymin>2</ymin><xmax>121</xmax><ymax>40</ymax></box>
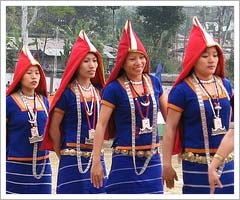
<box><xmin>174</xmin><ymin>16</ymin><xmax>225</xmax><ymax>87</ymax></box>
<box><xmin>104</xmin><ymin>20</ymin><xmax>150</xmax><ymax>139</ymax></box>
<box><xmin>41</xmin><ymin>30</ymin><xmax>105</xmax><ymax>150</ymax></box>
<box><xmin>171</xmin><ymin>16</ymin><xmax>225</xmax><ymax>155</ymax></box>
<box><xmin>6</xmin><ymin>45</ymin><xmax>48</xmax><ymax>97</ymax></box>
<box><xmin>105</xmin><ymin>20</ymin><xmax>150</xmax><ymax>86</ymax></box>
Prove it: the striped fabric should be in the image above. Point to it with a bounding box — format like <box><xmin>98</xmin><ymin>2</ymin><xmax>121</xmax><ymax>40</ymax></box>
<box><xmin>105</xmin><ymin>153</ymin><xmax>163</xmax><ymax>194</ymax></box>
<box><xmin>168</xmin><ymin>77</ymin><xmax>234</xmax><ymax>194</ymax></box>
<box><xmin>56</xmin><ymin>155</ymin><xmax>107</xmax><ymax>194</ymax></box>
<box><xmin>182</xmin><ymin>160</ymin><xmax>234</xmax><ymax>194</ymax></box>
<box><xmin>6</xmin><ymin>159</ymin><xmax>52</xmax><ymax>194</ymax></box>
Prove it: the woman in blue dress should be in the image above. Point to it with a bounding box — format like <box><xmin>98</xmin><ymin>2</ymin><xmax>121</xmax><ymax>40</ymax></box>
<box><xmin>6</xmin><ymin>46</ymin><xmax>52</xmax><ymax>194</ymax></box>
<box><xmin>91</xmin><ymin>20</ymin><xmax>167</xmax><ymax>194</ymax></box>
<box><xmin>162</xmin><ymin>16</ymin><xmax>234</xmax><ymax>194</ymax></box>
<box><xmin>41</xmin><ymin>30</ymin><xmax>107</xmax><ymax>194</ymax></box>
<box><xmin>208</xmin><ymin>95</ymin><xmax>234</xmax><ymax>194</ymax></box>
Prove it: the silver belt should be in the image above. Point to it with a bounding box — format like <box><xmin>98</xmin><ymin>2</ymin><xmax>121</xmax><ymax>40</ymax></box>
<box><xmin>60</xmin><ymin>149</ymin><xmax>91</xmax><ymax>157</ymax></box>
<box><xmin>60</xmin><ymin>148</ymin><xmax>104</xmax><ymax>157</ymax></box>
<box><xmin>181</xmin><ymin>152</ymin><xmax>234</xmax><ymax>164</ymax></box>
<box><xmin>112</xmin><ymin>147</ymin><xmax>160</xmax><ymax>158</ymax></box>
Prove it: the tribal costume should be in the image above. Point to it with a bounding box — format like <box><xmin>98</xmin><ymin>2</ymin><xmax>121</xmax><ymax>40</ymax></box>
<box><xmin>103</xmin><ymin>20</ymin><xmax>164</xmax><ymax>194</ymax></box>
<box><xmin>169</xmin><ymin>17</ymin><xmax>234</xmax><ymax>194</ymax></box>
<box><xmin>41</xmin><ymin>30</ymin><xmax>106</xmax><ymax>194</ymax></box>
<box><xmin>6</xmin><ymin>46</ymin><xmax>51</xmax><ymax>194</ymax></box>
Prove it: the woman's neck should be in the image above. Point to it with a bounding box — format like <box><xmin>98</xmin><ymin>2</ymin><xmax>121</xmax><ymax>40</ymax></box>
<box><xmin>126</xmin><ymin>74</ymin><xmax>143</xmax><ymax>82</ymax></box>
<box><xmin>193</xmin><ymin>71</ymin><xmax>213</xmax><ymax>81</ymax></box>
<box><xmin>20</xmin><ymin>87</ymin><xmax>35</xmax><ymax>96</ymax></box>
<box><xmin>76</xmin><ymin>77</ymin><xmax>91</xmax><ymax>88</ymax></box>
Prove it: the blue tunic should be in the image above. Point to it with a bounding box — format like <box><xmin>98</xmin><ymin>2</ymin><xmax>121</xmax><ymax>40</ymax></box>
<box><xmin>168</xmin><ymin>76</ymin><xmax>234</xmax><ymax>194</ymax></box>
<box><xmin>6</xmin><ymin>94</ymin><xmax>52</xmax><ymax>194</ymax></box>
<box><xmin>55</xmin><ymin>85</ymin><xmax>107</xmax><ymax>194</ymax></box>
<box><xmin>102</xmin><ymin>74</ymin><xmax>164</xmax><ymax>194</ymax></box>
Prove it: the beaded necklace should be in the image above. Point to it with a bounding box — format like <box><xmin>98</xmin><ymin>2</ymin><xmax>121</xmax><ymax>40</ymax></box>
<box><xmin>128</xmin><ymin>76</ymin><xmax>151</xmax><ymax>134</ymax></box>
<box><xmin>73</xmin><ymin>80</ymin><xmax>100</xmax><ymax>173</ymax></box>
<box><xmin>199</xmin><ymin>77</ymin><xmax>215</xmax><ymax>84</ymax></box>
<box><xmin>193</xmin><ymin>74</ymin><xmax>226</xmax><ymax>135</ymax></box>
<box><xmin>190</xmin><ymin>75</ymin><xmax>225</xmax><ymax>176</ymax></box>
<box><xmin>124</xmin><ymin>74</ymin><xmax>157</xmax><ymax>175</ymax></box>
<box><xmin>79</xmin><ymin>84</ymin><xmax>92</xmax><ymax>92</ymax></box>
<box><xmin>128</xmin><ymin>76</ymin><xmax>150</xmax><ymax>107</ymax></box>
<box><xmin>129</xmin><ymin>80</ymin><xmax>143</xmax><ymax>85</ymax></box>
<box><xmin>19</xmin><ymin>90</ymin><xmax>48</xmax><ymax>179</ymax></box>
<box><xmin>77</xmin><ymin>82</ymin><xmax>94</xmax><ymax>116</ymax></box>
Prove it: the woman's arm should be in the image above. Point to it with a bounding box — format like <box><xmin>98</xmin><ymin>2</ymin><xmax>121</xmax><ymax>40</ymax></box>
<box><xmin>49</xmin><ymin>110</ymin><xmax>64</xmax><ymax>159</ymax></box>
<box><xmin>208</xmin><ymin>126</ymin><xmax>234</xmax><ymax>194</ymax></box>
<box><xmin>162</xmin><ymin>108</ymin><xmax>182</xmax><ymax>189</ymax></box>
<box><xmin>91</xmin><ymin>104</ymin><xmax>113</xmax><ymax>188</ymax></box>
<box><xmin>159</xmin><ymin>92</ymin><xmax>168</xmax><ymax>121</ymax></box>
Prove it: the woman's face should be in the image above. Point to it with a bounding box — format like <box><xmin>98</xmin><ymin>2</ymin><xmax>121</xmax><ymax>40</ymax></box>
<box><xmin>21</xmin><ymin>65</ymin><xmax>40</xmax><ymax>90</ymax></box>
<box><xmin>194</xmin><ymin>46</ymin><xmax>219</xmax><ymax>79</ymax></box>
<box><xmin>123</xmin><ymin>52</ymin><xmax>146</xmax><ymax>78</ymax></box>
<box><xmin>77</xmin><ymin>53</ymin><xmax>98</xmax><ymax>79</ymax></box>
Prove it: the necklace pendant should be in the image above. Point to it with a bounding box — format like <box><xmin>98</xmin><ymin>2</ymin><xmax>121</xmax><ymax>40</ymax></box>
<box><xmin>85</xmin><ymin>129</ymin><xmax>95</xmax><ymax>144</ymax></box>
<box><xmin>87</xmin><ymin>111</ymin><xmax>93</xmax><ymax>116</ymax></box>
<box><xmin>29</xmin><ymin>119</ymin><xmax>37</xmax><ymax>124</ymax></box>
<box><xmin>214</xmin><ymin>104</ymin><xmax>222</xmax><ymax>111</ymax></box>
<box><xmin>211</xmin><ymin>117</ymin><xmax>226</xmax><ymax>136</ymax></box>
<box><xmin>29</xmin><ymin>127</ymin><xmax>43</xmax><ymax>143</ymax></box>
<box><xmin>140</xmin><ymin>101</ymin><xmax>150</xmax><ymax>107</ymax></box>
<box><xmin>139</xmin><ymin>118</ymin><xmax>152</xmax><ymax>134</ymax></box>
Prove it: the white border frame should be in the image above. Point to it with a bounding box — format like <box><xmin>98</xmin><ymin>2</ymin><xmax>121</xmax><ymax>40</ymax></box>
<box><xmin>1</xmin><ymin>1</ymin><xmax>239</xmax><ymax>200</ymax></box>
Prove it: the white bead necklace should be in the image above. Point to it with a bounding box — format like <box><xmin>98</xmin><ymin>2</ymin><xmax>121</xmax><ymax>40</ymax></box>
<box><xmin>80</xmin><ymin>84</ymin><xmax>92</xmax><ymax>92</ymax></box>
<box><xmin>199</xmin><ymin>77</ymin><xmax>214</xmax><ymax>84</ymax></box>
<box><xmin>77</xmin><ymin>82</ymin><xmax>94</xmax><ymax>116</ymax></box>
<box><xmin>129</xmin><ymin>80</ymin><xmax>143</xmax><ymax>85</ymax></box>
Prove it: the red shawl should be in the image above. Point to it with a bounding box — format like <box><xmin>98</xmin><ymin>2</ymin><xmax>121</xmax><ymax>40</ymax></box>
<box><xmin>171</xmin><ymin>16</ymin><xmax>225</xmax><ymax>155</ymax></box>
<box><xmin>40</xmin><ymin>30</ymin><xmax>105</xmax><ymax>150</ymax></box>
<box><xmin>104</xmin><ymin>20</ymin><xmax>150</xmax><ymax>139</ymax></box>
<box><xmin>6</xmin><ymin>45</ymin><xmax>48</xmax><ymax>97</ymax></box>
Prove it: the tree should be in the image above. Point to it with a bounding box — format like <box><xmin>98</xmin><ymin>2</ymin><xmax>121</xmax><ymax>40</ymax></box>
<box><xmin>225</xmin><ymin>51</ymin><xmax>234</xmax><ymax>85</ymax></box>
<box><xmin>136</xmin><ymin>6</ymin><xmax>185</xmax><ymax>71</ymax></box>
<box><xmin>21</xmin><ymin>6</ymin><xmax>39</xmax><ymax>46</ymax></box>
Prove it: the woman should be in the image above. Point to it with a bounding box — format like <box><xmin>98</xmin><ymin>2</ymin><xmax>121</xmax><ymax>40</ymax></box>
<box><xmin>208</xmin><ymin>95</ymin><xmax>234</xmax><ymax>194</ymax></box>
<box><xmin>41</xmin><ymin>30</ymin><xmax>107</xmax><ymax>194</ymax></box>
<box><xmin>6</xmin><ymin>46</ymin><xmax>52</xmax><ymax>194</ymax></box>
<box><xmin>91</xmin><ymin>20</ymin><xmax>167</xmax><ymax>194</ymax></box>
<box><xmin>162</xmin><ymin>16</ymin><xmax>234</xmax><ymax>194</ymax></box>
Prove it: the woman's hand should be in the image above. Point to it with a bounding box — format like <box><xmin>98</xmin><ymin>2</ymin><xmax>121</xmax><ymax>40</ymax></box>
<box><xmin>163</xmin><ymin>165</ymin><xmax>178</xmax><ymax>189</ymax></box>
<box><xmin>208</xmin><ymin>165</ymin><xmax>223</xmax><ymax>194</ymax></box>
<box><xmin>90</xmin><ymin>160</ymin><xmax>104</xmax><ymax>188</ymax></box>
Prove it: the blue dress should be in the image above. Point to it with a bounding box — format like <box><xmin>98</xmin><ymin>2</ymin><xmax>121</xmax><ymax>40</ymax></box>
<box><xmin>102</xmin><ymin>74</ymin><xmax>164</xmax><ymax>194</ymax></box>
<box><xmin>168</xmin><ymin>76</ymin><xmax>234</xmax><ymax>194</ymax></box>
<box><xmin>6</xmin><ymin>94</ymin><xmax>52</xmax><ymax>194</ymax></box>
<box><xmin>55</xmin><ymin>85</ymin><xmax>107</xmax><ymax>194</ymax></box>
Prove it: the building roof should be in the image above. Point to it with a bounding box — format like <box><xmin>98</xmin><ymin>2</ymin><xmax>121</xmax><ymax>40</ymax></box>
<box><xmin>7</xmin><ymin>37</ymin><xmax>64</xmax><ymax>56</ymax></box>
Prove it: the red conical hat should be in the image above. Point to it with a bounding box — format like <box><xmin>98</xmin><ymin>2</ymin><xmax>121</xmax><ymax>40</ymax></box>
<box><xmin>173</xmin><ymin>16</ymin><xmax>225</xmax><ymax>87</ymax></box>
<box><xmin>104</xmin><ymin>20</ymin><xmax>150</xmax><ymax>139</ymax></box>
<box><xmin>41</xmin><ymin>30</ymin><xmax>105</xmax><ymax>150</ymax></box>
<box><xmin>105</xmin><ymin>20</ymin><xmax>150</xmax><ymax>86</ymax></box>
<box><xmin>6</xmin><ymin>45</ymin><xmax>48</xmax><ymax>96</ymax></box>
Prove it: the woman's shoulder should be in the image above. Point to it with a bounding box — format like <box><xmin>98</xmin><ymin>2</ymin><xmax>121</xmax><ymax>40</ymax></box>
<box><xmin>6</xmin><ymin>94</ymin><xmax>14</xmax><ymax>104</ymax></box>
<box><xmin>105</xmin><ymin>79</ymin><xmax>122</xmax><ymax>88</ymax></box>
<box><xmin>217</xmin><ymin>76</ymin><xmax>232</xmax><ymax>86</ymax></box>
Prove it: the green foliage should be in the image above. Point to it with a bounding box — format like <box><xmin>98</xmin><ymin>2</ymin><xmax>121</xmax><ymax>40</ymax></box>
<box><xmin>6</xmin><ymin>5</ymin><xmax>234</xmax><ymax>81</ymax></box>
<box><xmin>136</xmin><ymin>7</ymin><xmax>185</xmax><ymax>73</ymax></box>
<box><xmin>6</xmin><ymin>6</ymin><xmax>21</xmax><ymax>35</ymax></box>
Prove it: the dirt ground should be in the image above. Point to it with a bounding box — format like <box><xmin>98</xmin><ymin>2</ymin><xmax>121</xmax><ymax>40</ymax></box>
<box><xmin>49</xmin><ymin>139</ymin><xmax>183</xmax><ymax>194</ymax></box>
